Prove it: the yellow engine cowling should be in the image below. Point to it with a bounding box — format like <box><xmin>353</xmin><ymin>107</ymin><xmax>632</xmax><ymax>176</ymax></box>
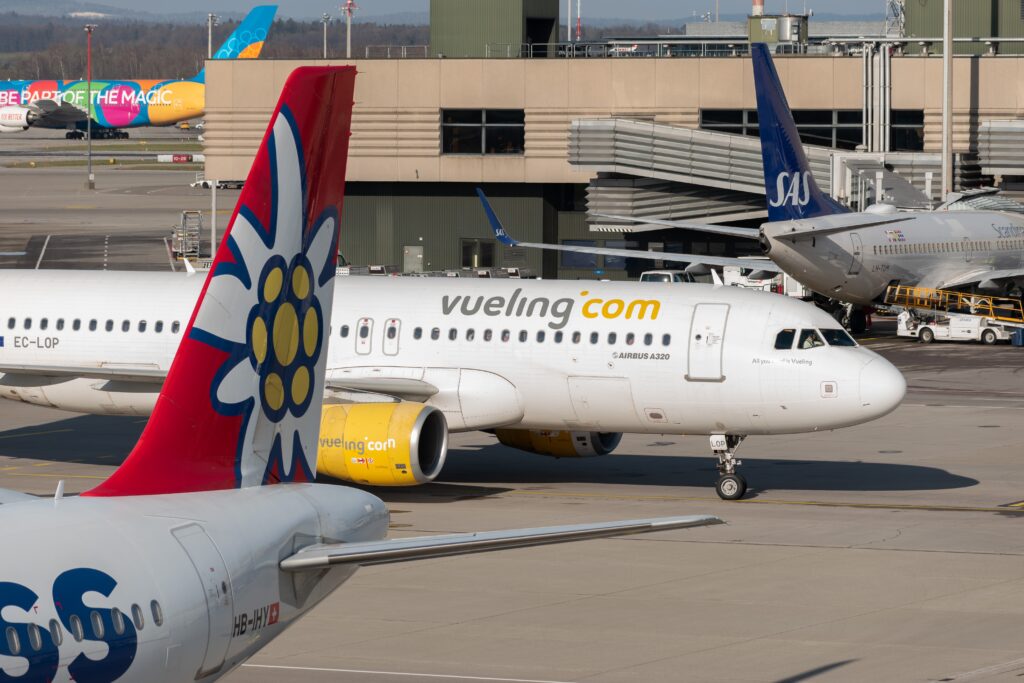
<box><xmin>318</xmin><ymin>403</ymin><xmax>448</xmax><ymax>486</ymax></box>
<box><xmin>494</xmin><ymin>429</ymin><xmax>622</xmax><ymax>457</ymax></box>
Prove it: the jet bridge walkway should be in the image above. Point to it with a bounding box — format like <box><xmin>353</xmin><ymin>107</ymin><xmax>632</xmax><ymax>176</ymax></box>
<box><xmin>885</xmin><ymin>285</ymin><xmax>1024</xmax><ymax>327</ymax></box>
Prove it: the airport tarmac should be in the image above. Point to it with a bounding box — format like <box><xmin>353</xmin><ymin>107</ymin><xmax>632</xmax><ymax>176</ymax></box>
<box><xmin>2</xmin><ymin>168</ymin><xmax>1024</xmax><ymax>681</ymax></box>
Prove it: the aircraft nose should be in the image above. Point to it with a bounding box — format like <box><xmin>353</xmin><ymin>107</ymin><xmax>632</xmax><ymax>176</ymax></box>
<box><xmin>858</xmin><ymin>358</ymin><xmax>906</xmax><ymax>419</ymax></box>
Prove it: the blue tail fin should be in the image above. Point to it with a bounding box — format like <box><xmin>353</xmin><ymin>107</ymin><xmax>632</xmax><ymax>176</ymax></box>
<box><xmin>751</xmin><ymin>43</ymin><xmax>848</xmax><ymax>221</ymax></box>
<box><xmin>476</xmin><ymin>188</ymin><xmax>518</xmax><ymax>247</ymax></box>
<box><xmin>194</xmin><ymin>5</ymin><xmax>278</xmax><ymax>82</ymax></box>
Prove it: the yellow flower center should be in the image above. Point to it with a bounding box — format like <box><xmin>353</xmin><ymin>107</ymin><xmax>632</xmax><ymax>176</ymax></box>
<box><xmin>272</xmin><ymin>303</ymin><xmax>299</xmax><ymax>366</ymax></box>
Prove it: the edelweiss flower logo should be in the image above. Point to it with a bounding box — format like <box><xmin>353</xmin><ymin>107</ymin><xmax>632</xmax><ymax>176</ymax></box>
<box><xmin>190</xmin><ymin>106</ymin><xmax>337</xmax><ymax>487</ymax></box>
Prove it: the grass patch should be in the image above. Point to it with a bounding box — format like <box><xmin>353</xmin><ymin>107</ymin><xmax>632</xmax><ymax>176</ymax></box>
<box><xmin>47</xmin><ymin>142</ymin><xmax>204</xmax><ymax>153</ymax></box>
<box><xmin>5</xmin><ymin>159</ymin><xmax>202</xmax><ymax>170</ymax></box>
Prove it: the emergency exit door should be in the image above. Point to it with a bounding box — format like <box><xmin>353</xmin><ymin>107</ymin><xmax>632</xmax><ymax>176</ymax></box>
<box><xmin>849</xmin><ymin>232</ymin><xmax>863</xmax><ymax>275</ymax></box>
<box><xmin>686</xmin><ymin>304</ymin><xmax>729</xmax><ymax>382</ymax></box>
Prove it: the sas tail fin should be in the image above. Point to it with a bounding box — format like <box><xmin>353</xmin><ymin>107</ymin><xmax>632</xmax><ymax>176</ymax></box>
<box><xmin>194</xmin><ymin>5</ymin><xmax>278</xmax><ymax>82</ymax></box>
<box><xmin>86</xmin><ymin>66</ymin><xmax>355</xmax><ymax>497</ymax></box>
<box><xmin>751</xmin><ymin>43</ymin><xmax>848</xmax><ymax>221</ymax></box>
<box><xmin>476</xmin><ymin>188</ymin><xmax>518</xmax><ymax>247</ymax></box>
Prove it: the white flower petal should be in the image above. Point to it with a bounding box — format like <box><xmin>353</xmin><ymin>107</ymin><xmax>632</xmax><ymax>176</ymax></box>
<box><xmin>215</xmin><ymin>358</ymin><xmax>259</xmax><ymax>407</ymax></box>
<box><xmin>272</xmin><ymin>114</ymin><xmax>304</xmax><ymax>258</ymax></box>
<box><xmin>195</xmin><ymin>275</ymin><xmax>256</xmax><ymax>345</ymax></box>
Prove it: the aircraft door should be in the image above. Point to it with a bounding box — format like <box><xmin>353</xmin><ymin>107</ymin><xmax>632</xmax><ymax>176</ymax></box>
<box><xmin>172</xmin><ymin>524</ymin><xmax>234</xmax><ymax>679</ymax></box>
<box><xmin>356</xmin><ymin>317</ymin><xmax>373</xmax><ymax>355</ymax></box>
<box><xmin>686</xmin><ymin>304</ymin><xmax>729</xmax><ymax>382</ymax></box>
<box><xmin>848</xmin><ymin>232</ymin><xmax>863</xmax><ymax>275</ymax></box>
<box><xmin>383</xmin><ymin>318</ymin><xmax>401</xmax><ymax>356</ymax></box>
<box><xmin>963</xmin><ymin>237</ymin><xmax>973</xmax><ymax>263</ymax></box>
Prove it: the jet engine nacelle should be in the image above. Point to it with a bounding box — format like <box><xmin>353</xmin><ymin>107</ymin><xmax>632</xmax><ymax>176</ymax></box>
<box><xmin>494</xmin><ymin>429</ymin><xmax>622</xmax><ymax>458</ymax></box>
<box><xmin>0</xmin><ymin>106</ymin><xmax>36</xmax><ymax>131</ymax></box>
<box><xmin>317</xmin><ymin>403</ymin><xmax>448</xmax><ymax>486</ymax></box>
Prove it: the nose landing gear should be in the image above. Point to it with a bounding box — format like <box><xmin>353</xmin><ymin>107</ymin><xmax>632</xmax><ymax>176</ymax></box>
<box><xmin>712</xmin><ymin>434</ymin><xmax>747</xmax><ymax>500</ymax></box>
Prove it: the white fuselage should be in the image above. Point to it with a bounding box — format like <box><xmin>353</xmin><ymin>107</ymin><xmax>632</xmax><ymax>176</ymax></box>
<box><xmin>0</xmin><ymin>484</ymin><xmax>388</xmax><ymax>683</ymax></box>
<box><xmin>763</xmin><ymin>210</ymin><xmax>1024</xmax><ymax>305</ymax></box>
<box><xmin>0</xmin><ymin>271</ymin><xmax>904</xmax><ymax>435</ymax></box>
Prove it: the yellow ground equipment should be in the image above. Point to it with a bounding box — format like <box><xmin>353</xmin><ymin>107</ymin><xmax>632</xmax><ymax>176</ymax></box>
<box><xmin>884</xmin><ymin>285</ymin><xmax>1024</xmax><ymax>325</ymax></box>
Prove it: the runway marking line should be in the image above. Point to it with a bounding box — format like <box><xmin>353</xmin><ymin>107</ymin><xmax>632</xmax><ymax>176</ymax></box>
<box><xmin>241</xmin><ymin>664</ymin><xmax>574</xmax><ymax>683</ymax></box>
<box><xmin>0</xmin><ymin>428</ymin><xmax>74</xmax><ymax>441</ymax></box>
<box><xmin>505</xmin><ymin>489</ymin><xmax>1024</xmax><ymax>514</ymax></box>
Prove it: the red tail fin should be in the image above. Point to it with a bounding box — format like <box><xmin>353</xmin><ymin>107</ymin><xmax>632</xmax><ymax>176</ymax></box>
<box><xmin>86</xmin><ymin>67</ymin><xmax>356</xmax><ymax>496</ymax></box>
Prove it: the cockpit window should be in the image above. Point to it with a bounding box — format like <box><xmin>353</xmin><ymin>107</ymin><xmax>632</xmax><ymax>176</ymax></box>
<box><xmin>820</xmin><ymin>329</ymin><xmax>857</xmax><ymax>347</ymax></box>
<box><xmin>774</xmin><ymin>329</ymin><xmax>796</xmax><ymax>349</ymax></box>
<box><xmin>798</xmin><ymin>329</ymin><xmax>826</xmax><ymax>349</ymax></box>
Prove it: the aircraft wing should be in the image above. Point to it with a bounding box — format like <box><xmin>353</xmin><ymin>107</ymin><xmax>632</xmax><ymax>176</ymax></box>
<box><xmin>939</xmin><ymin>268</ymin><xmax>1024</xmax><ymax>290</ymax></box>
<box><xmin>0</xmin><ymin>488</ymin><xmax>35</xmax><ymax>505</ymax></box>
<box><xmin>476</xmin><ymin>189</ymin><xmax>782</xmax><ymax>274</ymax></box>
<box><xmin>280</xmin><ymin>515</ymin><xmax>722</xmax><ymax>570</ymax></box>
<box><xmin>591</xmin><ymin>213</ymin><xmax>761</xmax><ymax>239</ymax></box>
<box><xmin>0</xmin><ymin>363</ymin><xmax>166</xmax><ymax>382</ymax></box>
<box><xmin>325</xmin><ymin>376</ymin><xmax>439</xmax><ymax>401</ymax></box>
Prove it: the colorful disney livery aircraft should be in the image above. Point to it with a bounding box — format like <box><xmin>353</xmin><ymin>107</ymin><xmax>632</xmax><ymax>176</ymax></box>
<box><xmin>0</xmin><ymin>5</ymin><xmax>276</xmax><ymax>139</ymax></box>
<box><xmin>0</xmin><ymin>66</ymin><xmax>720</xmax><ymax>683</ymax></box>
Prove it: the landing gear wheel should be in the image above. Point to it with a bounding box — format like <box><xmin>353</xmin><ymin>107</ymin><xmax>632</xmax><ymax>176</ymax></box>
<box><xmin>919</xmin><ymin>327</ymin><xmax>935</xmax><ymax>344</ymax></box>
<box><xmin>849</xmin><ymin>309</ymin><xmax>867</xmax><ymax>334</ymax></box>
<box><xmin>716</xmin><ymin>474</ymin><xmax>747</xmax><ymax>501</ymax></box>
<box><xmin>981</xmin><ymin>329</ymin><xmax>997</xmax><ymax>345</ymax></box>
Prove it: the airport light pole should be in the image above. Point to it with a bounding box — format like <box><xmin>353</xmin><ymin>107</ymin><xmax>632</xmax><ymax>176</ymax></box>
<box><xmin>941</xmin><ymin>0</ymin><xmax>953</xmax><ymax>199</ymax></box>
<box><xmin>207</xmin><ymin>13</ymin><xmax>220</xmax><ymax>59</ymax></box>
<box><xmin>84</xmin><ymin>24</ymin><xmax>96</xmax><ymax>191</ymax></box>
<box><xmin>342</xmin><ymin>0</ymin><xmax>358</xmax><ymax>59</ymax></box>
<box><xmin>322</xmin><ymin>13</ymin><xmax>330</xmax><ymax>59</ymax></box>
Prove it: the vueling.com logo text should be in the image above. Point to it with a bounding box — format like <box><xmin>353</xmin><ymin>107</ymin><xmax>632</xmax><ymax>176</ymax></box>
<box><xmin>441</xmin><ymin>288</ymin><xmax>661</xmax><ymax>330</ymax></box>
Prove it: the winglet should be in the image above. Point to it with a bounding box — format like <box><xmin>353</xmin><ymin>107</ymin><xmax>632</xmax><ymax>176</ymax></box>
<box><xmin>86</xmin><ymin>66</ymin><xmax>355</xmax><ymax>497</ymax></box>
<box><xmin>476</xmin><ymin>188</ymin><xmax>518</xmax><ymax>247</ymax></box>
<box><xmin>751</xmin><ymin>43</ymin><xmax>848</xmax><ymax>222</ymax></box>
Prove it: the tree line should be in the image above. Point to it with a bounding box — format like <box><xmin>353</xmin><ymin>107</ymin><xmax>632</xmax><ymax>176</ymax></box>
<box><xmin>0</xmin><ymin>13</ymin><xmax>429</xmax><ymax>81</ymax></box>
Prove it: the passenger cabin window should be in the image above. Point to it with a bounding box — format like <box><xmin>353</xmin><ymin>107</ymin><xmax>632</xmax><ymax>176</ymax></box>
<box><xmin>89</xmin><ymin>320</ymin><xmax>97</xmax><ymax>332</ymax></box>
<box><xmin>150</xmin><ymin>600</ymin><xmax>164</xmax><ymax>627</ymax></box>
<box><xmin>572</xmin><ymin>332</ymin><xmax>581</xmax><ymax>344</ymax></box>
<box><xmin>431</xmin><ymin>328</ymin><xmax>440</xmax><ymax>340</ymax></box>
<box><xmin>554</xmin><ymin>331</ymin><xmax>563</xmax><ymax>343</ymax></box>
<box><xmin>590</xmin><ymin>332</ymin><xmax>599</xmax><ymax>344</ymax></box>
<box><xmin>171</xmin><ymin>321</ymin><xmax>180</xmax><ymax>334</ymax></box>
<box><xmin>121</xmin><ymin>320</ymin><xmax>130</xmax><ymax>333</ymax></box>
<box><xmin>27</xmin><ymin>624</ymin><xmax>41</xmax><ymax>652</ymax></box>
<box><xmin>40</xmin><ymin>318</ymin><xmax>48</xmax><ymax>330</ymax></box>
<box><xmin>413</xmin><ymin>327</ymin><xmax>423</xmax><ymax>340</ymax></box>
<box><xmin>775</xmin><ymin>329</ymin><xmax>796</xmax><ymax>350</ymax></box>
<box><xmin>111</xmin><ymin>608</ymin><xmax>126</xmax><ymax>636</ymax></box>
<box><xmin>466</xmin><ymin>329</ymin><xmax>475</xmax><ymax>341</ymax></box>
<box><xmin>69</xmin><ymin>615</ymin><xmax>84</xmax><ymax>642</ymax></box>
<box><xmin>6</xmin><ymin>318</ymin><xmax>12</xmax><ymax>330</ymax></box>
<box><xmin>608</xmin><ymin>332</ymin><xmax>617</xmax><ymax>344</ymax></box>
<box><xmin>48</xmin><ymin>620</ymin><xmax>62</xmax><ymax>647</ymax></box>
<box><xmin>138</xmin><ymin>321</ymin><xmax>147</xmax><ymax>333</ymax></box>
<box><xmin>90</xmin><ymin>611</ymin><xmax>105</xmax><ymax>639</ymax></box>
<box><xmin>105</xmin><ymin>320</ymin><xmax>114</xmax><ymax>332</ymax></box>
<box><xmin>798</xmin><ymin>329</ymin><xmax>826</xmax><ymax>349</ymax></box>
<box><xmin>131</xmin><ymin>604</ymin><xmax>144</xmax><ymax>631</ymax></box>
<box><xmin>448</xmin><ymin>328</ymin><xmax>457</xmax><ymax>341</ymax></box>
<box><xmin>56</xmin><ymin>319</ymin><xmax>64</xmax><ymax>331</ymax></box>
<box><xmin>536</xmin><ymin>331</ymin><xmax>545</xmax><ymax>342</ymax></box>
<box><xmin>820</xmin><ymin>329</ymin><xmax>857</xmax><ymax>347</ymax></box>
<box><xmin>662</xmin><ymin>334</ymin><xmax>671</xmax><ymax>346</ymax></box>
<box><xmin>483</xmin><ymin>329</ymin><xmax>493</xmax><ymax>341</ymax></box>
<box><xmin>24</xmin><ymin>318</ymin><xmax>31</xmax><ymax>330</ymax></box>
<box><xmin>625</xmin><ymin>333</ymin><xmax>635</xmax><ymax>345</ymax></box>
<box><xmin>5</xmin><ymin>626</ymin><xmax>19</xmax><ymax>655</ymax></box>
<box><xmin>340</xmin><ymin>325</ymin><xmax>350</xmax><ymax>338</ymax></box>
<box><xmin>644</xmin><ymin>333</ymin><xmax>653</xmax><ymax>346</ymax></box>
<box><xmin>501</xmin><ymin>330</ymin><xmax>511</xmax><ymax>342</ymax></box>
<box><xmin>154</xmin><ymin>321</ymin><xmax>163</xmax><ymax>333</ymax></box>
<box><xmin>518</xmin><ymin>330</ymin><xmax>528</xmax><ymax>343</ymax></box>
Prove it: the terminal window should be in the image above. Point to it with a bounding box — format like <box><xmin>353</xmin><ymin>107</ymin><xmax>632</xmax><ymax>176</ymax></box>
<box><xmin>442</xmin><ymin>109</ymin><xmax>525</xmax><ymax>155</ymax></box>
<box><xmin>699</xmin><ymin>109</ymin><xmax>924</xmax><ymax>152</ymax></box>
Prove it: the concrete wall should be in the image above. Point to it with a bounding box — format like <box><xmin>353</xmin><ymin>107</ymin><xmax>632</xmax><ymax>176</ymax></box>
<box><xmin>204</xmin><ymin>55</ymin><xmax>1024</xmax><ymax>183</ymax></box>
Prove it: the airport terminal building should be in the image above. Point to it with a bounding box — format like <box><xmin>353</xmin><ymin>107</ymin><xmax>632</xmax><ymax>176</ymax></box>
<box><xmin>202</xmin><ymin>0</ymin><xmax>1024</xmax><ymax>279</ymax></box>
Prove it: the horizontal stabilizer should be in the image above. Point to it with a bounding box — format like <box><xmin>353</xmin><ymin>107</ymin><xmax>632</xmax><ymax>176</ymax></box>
<box><xmin>280</xmin><ymin>515</ymin><xmax>722</xmax><ymax>570</ymax></box>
